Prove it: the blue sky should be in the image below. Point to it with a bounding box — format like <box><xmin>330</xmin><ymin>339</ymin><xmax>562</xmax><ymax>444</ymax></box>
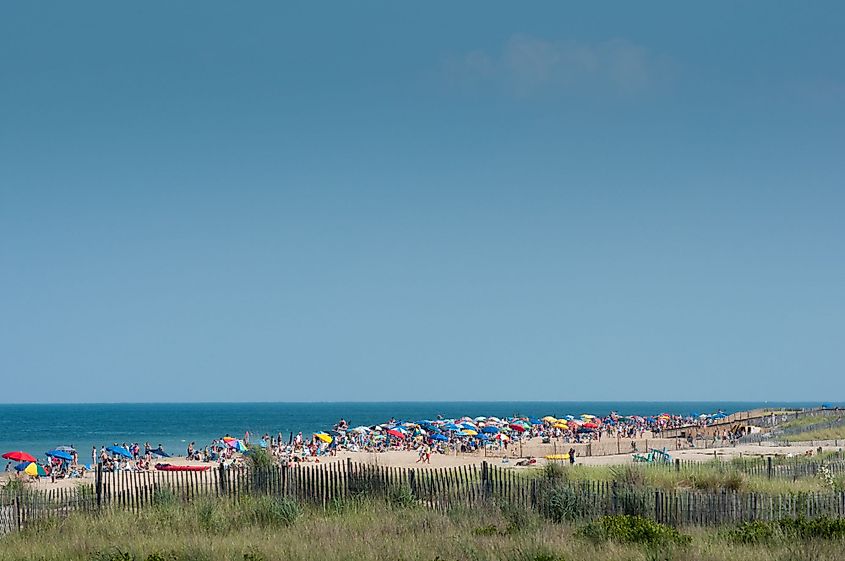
<box><xmin>1</xmin><ymin>2</ymin><xmax>843</xmax><ymax>403</ymax></box>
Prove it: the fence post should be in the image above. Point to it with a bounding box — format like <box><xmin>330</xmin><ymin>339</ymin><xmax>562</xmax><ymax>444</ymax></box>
<box><xmin>219</xmin><ymin>462</ymin><xmax>226</xmax><ymax>495</ymax></box>
<box><xmin>767</xmin><ymin>457</ymin><xmax>773</xmax><ymax>479</ymax></box>
<box><xmin>408</xmin><ymin>469</ymin><xmax>416</xmax><ymax>499</ymax></box>
<box><xmin>14</xmin><ymin>495</ymin><xmax>21</xmax><ymax>532</ymax></box>
<box><xmin>481</xmin><ymin>461</ymin><xmax>490</xmax><ymax>498</ymax></box>
<box><xmin>95</xmin><ymin>463</ymin><xmax>103</xmax><ymax>508</ymax></box>
<box><xmin>675</xmin><ymin>458</ymin><xmax>680</xmax><ymax>472</ymax></box>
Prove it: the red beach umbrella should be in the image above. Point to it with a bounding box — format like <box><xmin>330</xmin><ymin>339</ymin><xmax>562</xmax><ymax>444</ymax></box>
<box><xmin>386</xmin><ymin>429</ymin><xmax>405</xmax><ymax>439</ymax></box>
<box><xmin>582</xmin><ymin>422</ymin><xmax>599</xmax><ymax>429</ymax></box>
<box><xmin>508</xmin><ymin>424</ymin><xmax>526</xmax><ymax>433</ymax></box>
<box><xmin>2</xmin><ymin>451</ymin><xmax>36</xmax><ymax>463</ymax></box>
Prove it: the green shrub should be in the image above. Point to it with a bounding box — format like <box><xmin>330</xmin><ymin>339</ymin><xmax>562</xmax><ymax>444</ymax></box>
<box><xmin>778</xmin><ymin>516</ymin><xmax>845</xmax><ymax>540</ymax></box>
<box><xmin>727</xmin><ymin>520</ymin><xmax>778</xmax><ymax>544</ymax></box>
<box><xmin>578</xmin><ymin>515</ymin><xmax>691</xmax><ymax>547</ymax></box>
<box><xmin>727</xmin><ymin>516</ymin><xmax>845</xmax><ymax>544</ymax></box>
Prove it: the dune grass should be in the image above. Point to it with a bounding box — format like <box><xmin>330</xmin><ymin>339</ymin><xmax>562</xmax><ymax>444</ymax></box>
<box><xmin>784</xmin><ymin>426</ymin><xmax>845</xmax><ymax>443</ymax></box>
<box><xmin>3</xmin><ymin>498</ymin><xmax>845</xmax><ymax>561</ymax></box>
<box><xmin>537</xmin><ymin>461</ymin><xmax>839</xmax><ymax>494</ymax></box>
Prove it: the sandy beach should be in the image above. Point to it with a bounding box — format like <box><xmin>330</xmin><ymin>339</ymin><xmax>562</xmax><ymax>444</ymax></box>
<box><xmin>4</xmin><ymin>437</ymin><xmax>840</xmax><ymax>492</ymax></box>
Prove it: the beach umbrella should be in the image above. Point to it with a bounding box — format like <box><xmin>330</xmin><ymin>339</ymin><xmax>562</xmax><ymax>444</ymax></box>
<box><xmin>542</xmin><ymin>416</ymin><xmax>557</xmax><ymax>423</ymax></box>
<box><xmin>553</xmin><ymin>422</ymin><xmax>568</xmax><ymax>429</ymax></box>
<box><xmin>508</xmin><ymin>424</ymin><xmax>526</xmax><ymax>433</ymax></box>
<box><xmin>106</xmin><ymin>445</ymin><xmax>132</xmax><ymax>459</ymax></box>
<box><xmin>45</xmin><ymin>450</ymin><xmax>73</xmax><ymax>461</ymax></box>
<box><xmin>460</xmin><ymin>429</ymin><xmax>477</xmax><ymax>436</ymax></box>
<box><xmin>474</xmin><ymin>416</ymin><xmax>487</xmax><ymax>422</ymax></box>
<box><xmin>481</xmin><ymin>426</ymin><xmax>500</xmax><ymax>434</ymax></box>
<box><xmin>2</xmin><ymin>451</ymin><xmax>36</xmax><ymax>463</ymax></box>
<box><xmin>564</xmin><ymin>415</ymin><xmax>575</xmax><ymax>421</ymax></box>
<box><xmin>314</xmin><ymin>433</ymin><xmax>333</xmax><ymax>444</ymax></box>
<box><xmin>487</xmin><ymin>417</ymin><xmax>502</xmax><ymax>423</ymax></box>
<box><xmin>18</xmin><ymin>462</ymin><xmax>47</xmax><ymax>477</ymax></box>
<box><xmin>494</xmin><ymin>434</ymin><xmax>510</xmax><ymax>441</ymax></box>
<box><xmin>225</xmin><ymin>440</ymin><xmax>247</xmax><ymax>452</ymax></box>
<box><xmin>582</xmin><ymin>422</ymin><xmax>599</xmax><ymax>429</ymax></box>
<box><xmin>529</xmin><ymin>418</ymin><xmax>543</xmax><ymax>425</ymax></box>
<box><xmin>351</xmin><ymin>426</ymin><xmax>370</xmax><ymax>433</ymax></box>
<box><xmin>430</xmin><ymin>433</ymin><xmax>448</xmax><ymax>442</ymax></box>
<box><xmin>55</xmin><ymin>446</ymin><xmax>77</xmax><ymax>453</ymax></box>
<box><xmin>443</xmin><ymin>423</ymin><xmax>461</xmax><ymax>431</ymax></box>
<box><xmin>581</xmin><ymin>414</ymin><xmax>595</xmax><ymax>420</ymax></box>
<box><xmin>387</xmin><ymin>429</ymin><xmax>405</xmax><ymax>439</ymax></box>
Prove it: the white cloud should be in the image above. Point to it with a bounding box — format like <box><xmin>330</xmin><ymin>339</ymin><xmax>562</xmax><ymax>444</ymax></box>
<box><xmin>444</xmin><ymin>34</ymin><xmax>668</xmax><ymax>96</ymax></box>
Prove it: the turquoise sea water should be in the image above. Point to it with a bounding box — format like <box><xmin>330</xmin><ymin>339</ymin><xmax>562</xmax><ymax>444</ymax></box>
<box><xmin>0</xmin><ymin>401</ymin><xmax>836</xmax><ymax>460</ymax></box>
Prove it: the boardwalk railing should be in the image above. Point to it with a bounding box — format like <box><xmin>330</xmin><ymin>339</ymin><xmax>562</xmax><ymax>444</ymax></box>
<box><xmin>3</xmin><ymin>459</ymin><xmax>845</xmax><ymax>534</ymax></box>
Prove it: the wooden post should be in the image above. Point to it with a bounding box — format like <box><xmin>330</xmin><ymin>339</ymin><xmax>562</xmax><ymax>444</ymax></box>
<box><xmin>675</xmin><ymin>458</ymin><xmax>680</xmax><ymax>472</ymax></box>
<box><xmin>95</xmin><ymin>463</ymin><xmax>103</xmax><ymax>508</ymax></box>
<box><xmin>767</xmin><ymin>456</ymin><xmax>773</xmax><ymax>479</ymax></box>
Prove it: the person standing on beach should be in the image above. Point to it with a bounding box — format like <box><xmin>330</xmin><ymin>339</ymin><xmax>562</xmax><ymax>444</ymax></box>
<box><xmin>569</xmin><ymin>448</ymin><xmax>576</xmax><ymax>466</ymax></box>
<box><xmin>91</xmin><ymin>447</ymin><xmax>97</xmax><ymax>466</ymax></box>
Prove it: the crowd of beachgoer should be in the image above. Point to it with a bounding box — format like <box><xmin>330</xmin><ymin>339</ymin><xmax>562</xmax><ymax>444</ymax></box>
<box><xmin>3</xmin><ymin>410</ymin><xmax>734</xmax><ymax>480</ymax></box>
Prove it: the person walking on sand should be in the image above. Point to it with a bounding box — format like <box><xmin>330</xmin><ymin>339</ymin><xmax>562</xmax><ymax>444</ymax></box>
<box><xmin>569</xmin><ymin>447</ymin><xmax>576</xmax><ymax>466</ymax></box>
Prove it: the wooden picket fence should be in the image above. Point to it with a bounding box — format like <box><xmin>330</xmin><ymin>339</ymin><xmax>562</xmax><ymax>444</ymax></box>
<box><xmin>3</xmin><ymin>460</ymin><xmax>845</xmax><ymax>535</ymax></box>
<box><xmin>643</xmin><ymin>451</ymin><xmax>845</xmax><ymax>480</ymax></box>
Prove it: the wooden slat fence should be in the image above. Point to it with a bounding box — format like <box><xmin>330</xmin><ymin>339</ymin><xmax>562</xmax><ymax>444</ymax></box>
<box><xmin>3</xmin><ymin>459</ymin><xmax>845</xmax><ymax>535</ymax></box>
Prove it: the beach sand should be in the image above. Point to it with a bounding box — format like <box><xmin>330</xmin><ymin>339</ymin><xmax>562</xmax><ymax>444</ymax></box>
<box><xmin>3</xmin><ymin>438</ymin><xmax>840</xmax><ymax>492</ymax></box>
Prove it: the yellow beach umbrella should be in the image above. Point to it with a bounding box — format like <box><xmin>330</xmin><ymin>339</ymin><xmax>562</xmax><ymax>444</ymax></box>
<box><xmin>542</xmin><ymin>416</ymin><xmax>558</xmax><ymax>423</ymax></box>
<box><xmin>553</xmin><ymin>422</ymin><xmax>568</xmax><ymax>429</ymax></box>
<box><xmin>23</xmin><ymin>462</ymin><xmax>47</xmax><ymax>477</ymax></box>
<box><xmin>314</xmin><ymin>433</ymin><xmax>333</xmax><ymax>444</ymax></box>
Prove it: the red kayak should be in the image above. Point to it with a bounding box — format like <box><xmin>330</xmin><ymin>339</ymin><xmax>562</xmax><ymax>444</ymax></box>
<box><xmin>155</xmin><ymin>463</ymin><xmax>210</xmax><ymax>472</ymax></box>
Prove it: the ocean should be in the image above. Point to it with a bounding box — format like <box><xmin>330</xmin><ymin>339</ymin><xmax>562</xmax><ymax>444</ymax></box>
<box><xmin>0</xmin><ymin>401</ymin><xmax>835</xmax><ymax>460</ymax></box>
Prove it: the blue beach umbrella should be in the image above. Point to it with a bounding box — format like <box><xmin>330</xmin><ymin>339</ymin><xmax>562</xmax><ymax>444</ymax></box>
<box><xmin>45</xmin><ymin>450</ymin><xmax>73</xmax><ymax>461</ymax></box>
<box><xmin>443</xmin><ymin>423</ymin><xmax>461</xmax><ymax>431</ymax></box>
<box><xmin>529</xmin><ymin>418</ymin><xmax>543</xmax><ymax>425</ymax></box>
<box><xmin>481</xmin><ymin>426</ymin><xmax>500</xmax><ymax>434</ymax></box>
<box><xmin>106</xmin><ymin>445</ymin><xmax>132</xmax><ymax>459</ymax></box>
<box><xmin>430</xmin><ymin>434</ymin><xmax>448</xmax><ymax>442</ymax></box>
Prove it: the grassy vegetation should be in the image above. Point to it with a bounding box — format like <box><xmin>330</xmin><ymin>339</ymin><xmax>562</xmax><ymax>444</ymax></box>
<box><xmin>538</xmin><ymin>461</ymin><xmax>844</xmax><ymax>494</ymax></box>
<box><xmin>779</xmin><ymin>414</ymin><xmax>845</xmax><ymax>432</ymax></box>
<box><xmin>783</xmin><ymin>426</ymin><xmax>845</xmax><ymax>442</ymax></box>
<box><xmin>4</xmin><ymin>498</ymin><xmax>845</xmax><ymax>561</ymax></box>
